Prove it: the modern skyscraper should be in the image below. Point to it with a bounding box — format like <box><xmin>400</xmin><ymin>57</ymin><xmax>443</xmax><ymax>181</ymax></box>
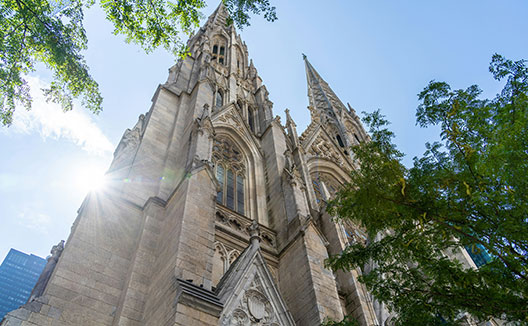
<box><xmin>0</xmin><ymin>249</ymin><xmax>46</xmax><ymax>319</ymax></box>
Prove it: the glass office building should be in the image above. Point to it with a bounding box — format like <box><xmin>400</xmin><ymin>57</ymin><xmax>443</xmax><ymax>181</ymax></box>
<box><xmin>0</xmin><ymin>249</ymin><xmax>46</xmax><ymax>319</ymax></box>
<box><xmin>465</xmin><ymin>244</ymin><xmax>493</xmax><ymax>267</ymax></box>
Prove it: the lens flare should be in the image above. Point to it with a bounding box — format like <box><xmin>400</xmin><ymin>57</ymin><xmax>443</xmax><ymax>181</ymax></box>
<box><xmin>75</xmin><ymin>166</ymin><xmax>107</xmax><ymax>192</ymax></box>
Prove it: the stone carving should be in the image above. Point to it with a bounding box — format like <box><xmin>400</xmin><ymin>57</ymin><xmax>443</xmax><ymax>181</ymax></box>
<box><xmin>212</xmin><ymin>136</ymin><xmax>246</xmax><ymax>174</ymax></box>
<box><xmin>229</xmin><ymin>308</ymin><xmax>249</xmax><ymax>325</ymax></box>
<box><xmin>246</xmin><ymin>289</ymin><xmax>267</xmax><ymax>320</ymax></box>
<box><xmin>28</xmin><ymin>240</ymin><xmax>64</xmax><ymax>302</ymax></box>
<box><xmin>308</xmin><ymin>134</ymin><xmax>345</xmax><ymax>166</ymax></box>
<box><xmin>214</xmin><ymin>241</ymin><xmax>241</xmax><ymax>274</ymax></box>
<box><xmin>283</xmin><ymin>149</ymin><xmax>303</xmax><ymax>188</ymax></box>
<box><xmin>215</xmin><ymin>207</ymin><xmax>276</xmax><ymax>247</ymax></box>
<box><xmin>221</xmin><ymin>274</ymin><xmax>282</xmax><ymax>326</ymax></box>
<box><xmin>216</xmin><ymin>108</ymin><xmax>243</xmax><ymax>131</ymax></box>
<box><xmin>111</xmin><ymin>113</ymin><xmax>145</xmax><ymax>171</ymax></box>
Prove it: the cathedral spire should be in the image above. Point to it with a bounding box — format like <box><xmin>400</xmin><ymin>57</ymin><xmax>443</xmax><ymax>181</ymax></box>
<box><xmin>204</xmin><ymin>1</ymin><xmax>230</xmax><ymax>31</ymax></box>
<box><xmin>303</xmin><ymin>55</ymin><xmax>348</xmax><ymax>120</ymax></box>
<box><xmin>302</xmin><ymin>55</ymin><xmax>370</xmax><ymax>149</ymax></box>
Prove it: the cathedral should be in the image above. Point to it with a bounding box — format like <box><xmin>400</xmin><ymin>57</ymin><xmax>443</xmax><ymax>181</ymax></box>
<box><xmin>3</xmin><ymin>4</ymin><xmax>402</xmax><ymax>326</ymax></box>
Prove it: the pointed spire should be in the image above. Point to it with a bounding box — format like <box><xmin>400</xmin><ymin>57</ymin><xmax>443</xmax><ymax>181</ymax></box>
<box><xmin>304</xmin><ymin>55</ymin><xmax>347</xmax><ymax>119</ymax></box>
<box><xmin>204</xmin><ymin>1</ymin><xmax>230</xmax><ymax>31</ymax></box>
<box><xmin>285</xmin><ymin>108</ymin><xmax>300</xmax><ymax>147</ymax></box>
<box><xmin>285</xmin><ymin>108</ymin><xmax>296</xmax><ymax>128</ymax></box>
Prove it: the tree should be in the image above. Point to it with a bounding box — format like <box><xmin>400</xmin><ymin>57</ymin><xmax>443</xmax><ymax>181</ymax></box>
<box><xmin>0</xmin><ymin>0</ymin><xmax>276</xmax><ymax>125</ymax></box>
<box><xmin>325</xmin><ymin>55</ymin><xmax>528</xmax><ymax>326</ymax></box>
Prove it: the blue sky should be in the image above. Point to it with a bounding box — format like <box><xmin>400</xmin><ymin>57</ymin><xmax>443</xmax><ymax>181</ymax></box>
<box><xmin>1</xmin><ymin>0</ymin><xmax>527</xmax><ymax>261</ymax></box>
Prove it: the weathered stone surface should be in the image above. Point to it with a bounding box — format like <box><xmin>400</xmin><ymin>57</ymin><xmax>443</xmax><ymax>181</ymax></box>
<box><xmin>2</xmin><ymin>4</ymin><xmax>483</xmax><ymax>326</ymax></box>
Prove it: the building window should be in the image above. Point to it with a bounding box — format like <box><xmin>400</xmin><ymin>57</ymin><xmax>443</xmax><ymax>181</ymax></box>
<box><xmin>216</xmin><ymin>90</ymin><xmax>223</xmax><ymax>108</ymax></box>
<box><xmin>226</xmin><ymin>169</ymin><xmax>235</xmax><ymax>209</ymax></box>
<box><xmin>236</xmin><ymin>174</ymin><xmax>244</xmax><ymax>214</ymax></box>
<box><xmin>216</xmin><ymin>165</ymin><xmax>224</xmax><ymax>203</ymax></box>
<box><xmin>213</xmin><ymin>137</ymin><xmax>246</xmax><ymax>215</ymax></box>
<box><xmin>219</xmin><ymin>46</ymin><xmax>225</xmax><ymax>65</ymax></box>
<box><xmin>336</xmin><ymin>134</ymin><xmax>345</xmax><ymax>147</ymax></box>
<box><xmin>211</xmin><ymin>40</ymin><xmax>226</xmax><ymax>65</ymax></box>
<box><xmin>212</xmin><ymin>45</ymin><xmax>218</xmax><ymax>62</ymax></box>
<box><xmin>248</xmin><ymin>108</ymin><xmax>255</xmax><ymax>132</ymax></box>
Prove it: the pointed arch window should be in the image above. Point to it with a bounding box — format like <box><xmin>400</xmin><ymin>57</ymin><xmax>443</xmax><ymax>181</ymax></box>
<box><xmin>216</xmin><ymin>165</ymin><xmax>224</xmax><ymax>203</ymax></box>
<box><xmin>211</xmin><ymin>38</ymin><xmax>226</xmax><ymax>65</ymax></box>
<box><xmin>336</xmin><ymin>134</ymin><xmax>345</xmax><ymax>148</ymax></box>
<box><xmin>236</xmin><ymin>174</ymin><xmax>244</xmax><ymax>214</ymax></box>
<box><xmin>219</xmin><ymin>46</ymin><xmax>225</xmax><ymax>65</ymax></box>
<box><xmin>213</xmin><ymin>137</ymin><xmax>246</xmax><ymax>215</ymax></box>
<box><xmin>248</xmin><ymin>107</ymin><xmax>255</xmax><ymax>132</ymax></box>
<box><xmin>216</xmin><ymin>90</ymin><xmax>223</xmax><ymax>108</ymax></box>
<box><xmin>212</xmin><ymin>45</ymin><xmax>218</xmax><ymax>62</ymax></box>
<box><xmin>226</xmin><ymin>169</ymin><xmax>235</xmax><ymax>209</ymax></box>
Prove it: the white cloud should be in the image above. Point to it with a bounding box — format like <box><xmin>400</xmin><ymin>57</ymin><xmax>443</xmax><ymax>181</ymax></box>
<box><xmin>5</xmin><ymin>76</ymin><xmax>114</xmax><ymax>155</ymax></box>
<box><xmin>17</xmin><ymin>207</ymin><xmax>52</xmax><ymax>234</ymax></box>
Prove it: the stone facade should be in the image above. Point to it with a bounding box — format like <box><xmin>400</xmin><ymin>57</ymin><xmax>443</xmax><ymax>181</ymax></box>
<box><xmin>1</xmin><ymin>3</ymin><xmax>481</xmax><ymax>326</ymax></box>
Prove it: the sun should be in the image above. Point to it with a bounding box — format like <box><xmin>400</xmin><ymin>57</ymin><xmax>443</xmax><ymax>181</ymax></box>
<box><xmin>75</xmin><ymin>166</ymin><xmax>107</xmax><ymax>192</ymax></box>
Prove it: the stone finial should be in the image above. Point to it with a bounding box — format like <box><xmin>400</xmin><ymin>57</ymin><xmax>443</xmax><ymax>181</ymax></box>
<box><xmin>201</xmin><ymin>103</ymin><xmax>210</xmax><ymax>119</ymax></box>
<box><xmin>285</xmin><ymin>109</ymin><xmax>296</xmax><ymax>128</ymax></box>
<box><xmin>248</xmin><ymin>220</ymin><xmax>261</xmax><ymax>248</ymax></box>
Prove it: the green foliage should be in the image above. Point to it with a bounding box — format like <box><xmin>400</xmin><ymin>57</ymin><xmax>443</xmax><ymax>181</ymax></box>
<box><xmin>322</xmin><ymin>315</ymin><xmax>360</xmax><ymax>326</ymax></box>
<box><xmin>0</xmin><ymin>0</ymin><xmax>276</xmax><ymax>125</ymax></box>
<box><xmin>326</xmin><ymin>55</ymin><xmax>528</xmax><ymax>325</ymax></box>
<box><xmin>0</xmin><ymin>0</ymin><xmax>102</xmax><ymax>125</ymax></box>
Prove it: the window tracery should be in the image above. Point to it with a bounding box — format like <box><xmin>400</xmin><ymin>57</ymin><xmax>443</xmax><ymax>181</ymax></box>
<box><xmin>211</xmin><ymin>36</ymin><xmax>227</xmax><ymax>65</ymax></box>
<box><xmin>311</xmin><ymin>173</ymin><xmax>342</xmax><ymax>203</ymax></box>
<box><xmin>213</xmin><ymin>137</ymin><xmax>246</xmax><ymax>215</ymax></box>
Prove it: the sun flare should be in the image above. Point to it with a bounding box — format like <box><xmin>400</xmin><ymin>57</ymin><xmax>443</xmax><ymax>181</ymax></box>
<box><xmin>75</xmin><ymin>166</ymin><xmax>107</xmax><ymax>192</ymax></box>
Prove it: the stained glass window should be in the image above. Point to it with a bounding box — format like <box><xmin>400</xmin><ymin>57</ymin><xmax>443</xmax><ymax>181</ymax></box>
<box><xmin>216</xmin><ymin>165</ymin><xmax>224</xmax><ymax>203</ymax></box>
<box><xmin>213</xmin><ymin>137</ymin><xmax>247</xmax><ymax>216</ymax></box>
<box><xmin>226</xmin><ymin>169</ymin><xmax>234</xmax><ymax>210</ymax></box>
<box><xmin>236</xmin><ymin>175</ymin><xmax>244</xmax><ymax>214</ymax></box>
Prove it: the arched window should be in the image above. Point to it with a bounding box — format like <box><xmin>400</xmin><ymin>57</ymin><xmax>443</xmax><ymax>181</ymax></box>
<box><xmin>213</xmin><ymin>137</ymin><xmax>246</xmax><ymax>215</ymax></box>
<box><xmin>211</xmin><ymin>37</ymin><xmax>227</xmax><ymax>65</ymax></box>
<box><xmin>216</xmin><ymin>90</ymin><xmax>223</xmax><ymax>108</ymax></box>
<box><xmin>216</xmin><ymin>165</ymin><xmax>224</xmax><ymax>203</ymax></box>
<box><xmin>226</xmin><ymin>169</ymin><xmax>234</xmax><ymax>209</ymax></box>
<box><xmin>212</xmin><ymin>45</ymin><xmax>218</xmax><ymax>62</ymax></box>
<box><xmin>336</xmin><ymin>134</ymin><xmax>345</xmax><ymax>148</ymax></box>
<box><xmin>236</xmin><ymin>174</ymin><xmax>244</xmax><ymax>214</ymax></box>
<box><xmin>248</xmin><ymin>108</ymin><xmax>255</xmax><ymax>132</ymax></box>
<box><xmin>219</xmin><ymin>46</ymin><xmax>225</xmax><ymax>65</ymax></box>
<box><xmin>312</xmin><ymin>173</ymin><xmax>342</xmax><ymax>203</ymax></box>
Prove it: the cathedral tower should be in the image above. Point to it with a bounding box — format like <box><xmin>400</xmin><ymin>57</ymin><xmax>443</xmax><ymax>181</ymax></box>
<box><xmin>2</xmin><ymin>4</ymin><xmax>382</xmax><ymax>326</ymax></box>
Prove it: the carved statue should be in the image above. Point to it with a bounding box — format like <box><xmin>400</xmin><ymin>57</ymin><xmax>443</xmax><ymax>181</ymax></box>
<box><xmin>28</xmin><ymin>240</ymin><xmax>65</xmax><ymax>302</ymax></box>
<box><xmin>111</xmin><ymin>113</ymin><xmax>145</xmax><ymax>171</ymax></box>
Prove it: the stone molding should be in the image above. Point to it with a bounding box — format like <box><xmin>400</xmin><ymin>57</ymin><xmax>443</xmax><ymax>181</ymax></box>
<box><xmin>175</xmin><ymin>279</ymin><xmax>224</xmax><ymax>317</ymax></box>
